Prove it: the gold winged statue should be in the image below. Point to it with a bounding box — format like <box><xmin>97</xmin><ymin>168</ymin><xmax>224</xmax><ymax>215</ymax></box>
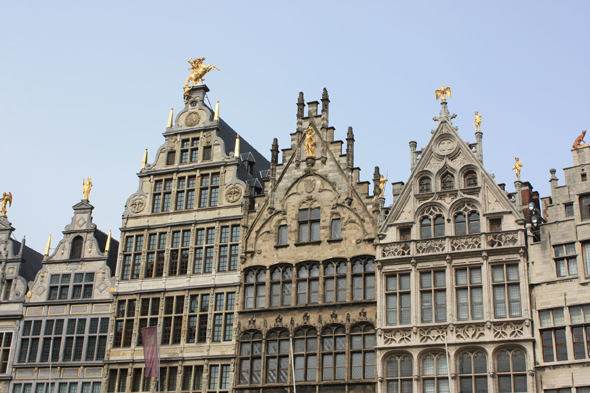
<box><xmin>435</xmin><ymin>85</ymin><xmax>452</xmax><ymax>102</ymax></box>
<box><xmin>1</xmin><ymin>192</ymin><xmax>12</xmax><ymax>216</ymax></box>
<box><xmin>183</xmin><ymin>57</ymin><xmax>220</xmax><ymax>100</ymax></box>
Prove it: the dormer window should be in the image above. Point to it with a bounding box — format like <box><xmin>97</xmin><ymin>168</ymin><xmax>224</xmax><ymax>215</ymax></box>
<box><xmin>441</xmin><ymin>174</ymin><xmax>454</xmax><ymax>191</ymax></box>
<box><xmin>419</xmin><ymin>177</ymin><xmax>432</xmax><ymax>193</ymax></box>
<box><xmin>465</xmin><ymin>171</ymin><xmax>478</xmax><ymax>187</ymax></box>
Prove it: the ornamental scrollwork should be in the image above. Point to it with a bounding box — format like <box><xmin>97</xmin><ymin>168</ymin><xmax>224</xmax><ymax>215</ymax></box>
<box><xmin>455</xmin><ymin>324</ymin><xmax>485</xmax><ymax>340</ymax></box>
<box><xmin>493</xmin><ymin>322</ymin><xmax>524</xmax><ymax>339</ymax></box>
<box><xmin>419</xmin><ymin>327</ymin><xmax>447</xmax><ymax>343</ymax></box>
<box><xmin>416</xmin><ymin>239</ymin><xmax>446</xmax><ymax>254</ymax></box>
<box><xmin>383</xmin><ymin>329</ymin><xmax>412</xmax><ymax>345</ymax></box>
<box><xmin>487</xmin><ymin>231</ymin><xmax>519</xmax><ymax>248</ymax></box>
<box><xmin>382</xmin><ymin>242</ymin><xmax>411</xmax><ymax>257</ymax></box>
<box><xmin>451</xmin><ymin>235</ymin><xmax>482</xmax><ymax>251</ymax></box>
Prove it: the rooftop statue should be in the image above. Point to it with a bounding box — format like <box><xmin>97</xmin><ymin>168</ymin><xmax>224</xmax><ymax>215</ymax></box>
<box><xmin>304</xmin><ymin>126</ymin><xmax>317</xmax><ymax>158</ymax></box>
<box><xmin>573</xmin><ymin>130</ymin><xmax>589</xmax><ymax>149</ymax></box>
<box><xmin>183</xmin><ymin>57</ymin><xmax>219</xmax><ymax>100</ymax></box>
<box><xmin>0</xmin><ymin>192</ymin><xmax>12</xmax><ymax>216</ymax></box>
<box><xmin>435</xmin><ymin>84</ymin><xmax>452</xmax><ymax>102</ymax></box>
<box><xmin>473</xmin><ymin>111</ymin><xmax>483</xmax><ymax>132</ymax></box>
<box><xmin>83</xmin><ymin>178</ymin><xmax>93</xmax><ymax>200</ymax></box>
<box><xmin>379</xmin><ymin>174</ymin><xmax>388</xmax><ymax>197</ymax></box>
<box><xmin>512</xmin><ymin>157</ymin><xmax>523</xmax><ymax>181</ymax></box>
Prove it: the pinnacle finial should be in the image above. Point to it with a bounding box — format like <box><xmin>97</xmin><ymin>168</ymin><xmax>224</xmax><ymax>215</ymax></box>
<box><xmin>214</xmin><ymin>99</ymin><xmax>220</xmax><ymax>121</ymax></box>
<box><xmin>298</xmin><ymin>92</ymin><xmax>304</xmax><ymax>103</ymax></box>
<box><xmin>167</xmin><ymin>107</ymin><xmax>174</xmax><ymax>128</ymax></box>
<box><xmin>44</xmin><ymin>233</ymin><xmax>52</xmax><ymax>257</ymax></box>
<box><xmin>142</xmin><ymin>147</ymin><xmax>148</xmax><ymax>170</ymax></box>
<box><xmin>105</xmin><ymin>228</ymin><xmax>112</xmax><ymax>253</ymax></box>
<box><xmin>234</xmin><ymin>134</ymin><xmax>240</xmax><ymax>158</ymax></box>
<box><xmin>322</xmin><ymin>88</ymin><xmax>329</xmax><ymax>100</ymax></box>
<box><xmin>347</xmin><ymin>126</ymin><xmax>354</xmax><ymax>139</ymax></box>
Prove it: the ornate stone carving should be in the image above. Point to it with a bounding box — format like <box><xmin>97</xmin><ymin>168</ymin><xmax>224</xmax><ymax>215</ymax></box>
<box><xmin>437</xmin><ymin>193</ymin><xmax>457</xmax><ymax>205</ymax></box>
<box><xmin>455</xmin><ymin>324</ymin><xmax>485</xmax><ymax>340</ymax></box>
<box><xmin>330</xmin><ymin>310</ymin><xmax>338</xmax><ymax>322</ymax></box>
<box><xmin>225</xmin><ymin>185</ymin><xmax>243</xmax><ymax>203</ymax></box>
<box><xmin>419</xmin><ymin>327</ymin><xmax>447</xmax><ymax>343</ymax></box>
<box><xmin>303</xmin><ymin>312</ymin><xmax>310</xmax><ymax>324</ymax></box>
<box><xmin>487</xmin><ymin>231</ymin><xmax>519</xmax><ymax>248</ymax></box>
<box><xmin>437</xmin><ymin>139</ymin><xmax>456</xmax><ymax>155</ymax></box>
<box><xmin>304</xmin><ymin>179</ymin><xmax>315</xmax><ymax>193</ymax></box>
<box><xmin>416</xmin><ymin>239</ymin><xmax>446</xmax><ymax>254</ymax></box>
<box><xmin>425</xmin><ymin>157</ymin><xmax>443</xmax><ymax>172</ymax></box>
<box><xmin>129</xmin><ymin>196</ymin><xmax>146</xmax><ymax>214</ymax></box>
<box><xmin>382</xmin><ymin>242</ymin><xmax>411</xmax><ymax>257</ymax></box>
<box><xmin>451</xmin><ymin>235</ymin><xmax>482</xmax><ymax>251</ymax></box>
<box><xmin>275</xmin><ymin>314</ymin><xmax>283</xmax><ymax>326</ymax></box>
<box><xmin>493</xmin><ymin>322</ymin><xmax>524</xmax><ymax>339</ymax></box>
<box><xmin>247</xmin><ymin>316</ymin><xmax>256</xmax><ymax>329</ymax></box>
<box><xmin>359</xmin><ymin>308</ymin><xmax>367</xmax><ymax>320</ymax></box>
<box><xmin>383</xmin><ymin>329</ymin><xmax>412</xmax><ymax>345</ymax></box>
<box><xmin>185</xmin><ymin>112</ymin><xmax>201</xmax><ymax>127</ymax></box>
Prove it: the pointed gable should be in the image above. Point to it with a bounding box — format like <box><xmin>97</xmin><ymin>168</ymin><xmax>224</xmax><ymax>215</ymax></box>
<box><xmin>380</xmin><ymin>101</ymin><xmax>524</xmax><ymax>244</ymax></box>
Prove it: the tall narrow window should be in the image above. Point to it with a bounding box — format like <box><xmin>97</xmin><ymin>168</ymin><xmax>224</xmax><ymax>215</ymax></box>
<box><xmin>441</xmin><ymin>173</ymin><xmax>454</xmax><ymax>190</ymax></box>
<box><xmin>352</xmin><ymin>258</ymin><xmax>375</xmax><ymax>300</ymax></box>
<box><xmin>496</xmin><ymin>349</ymin><xmax>527</xmax><ymax>393</ymax></box>
<box><xmin>456</xmin><ymin>266</ymin><xmax>483</xmax><ymax>321</ymax></box>
<box><xmin>322</xmin><ymin>325</ymin><xmax>346</xmax><ymax>381</ymax></box>
<box><xmin>554</xmin><ymin>243</ymin><xmax>578</xmax><ymax>277</ymax></box>
<box><xmin>385</xmin><ymin>355</ymin><xmax>412</xmax><ymax>393</ymax></box>
<box><xmin>70</xmin><ymin>236</ymin><xmax>83</xmax><ymax>259</ymax></box>
<box><xmin>266</xmin><ymin>330</ymin><xmax>290</xmax><ymax>383</ymax></box>
<box><xmin>539</xmin><ymin>308</ymin><xmax>568</xmax><ymax>362</ymax></box>
<box><xmin>459</xmin><ymin>351</ymin><xmax>488</xmax><ymax>393</ymax></box>
<box><xmin>419</xmin><ymin>177</ymin><xmax>432</xmax><ymax>193</ymax></box>
<box><xmin>386</xmin><ymin>273</ymin><xmax>411</xmax><ymax>325</ymax></box>
<box><xmin>278</xmin><ymin>225</ymin><xmax>288</xmax><ymax>245</ymax></box>
<box><xmin>297</xmin><ymin>264</ymin><xmax>319</xmax><ymax>304</ymax></box>
<box><xmin>324</xmin><ymin>261</ymin><xmax>347</xmax><ymax>303</ymax></box>
<box><xmin>298</xmin><ymin>208</ymin><xmax>320</xmax><ymax>243</ymax></box>
<box><xmin>270</xmin><ymin>266</ymin><xmax>292</xmax><ymax>307</ymax></box>
<box><xmin>421</xmin><ymin>353</ymin><xmax>449</xmax><ymax>393</ymax></box>
<box><xmin>244</xmin><ymin>269</ymin><xmax>266</xmax><ymax>309</ymax></box>
<box><xmin>492</xmin><ymin>264</ymin><xmax>521</xmax><ymax>318</ymax></box>
<box><xmin>350</xmin><ymin>324</ymin><xmax>375</xmax><ymax>380</ymax></box>
<box><xmin>419</xmin><ymin>206</ymin><xmax>445</xmax><ymax>239</ymax></box>
<box><xmin>293</xmin><ymin>327</ymin><xmax>317</xmax><ymax>382</ymax></box>
<box><xmin>580</xmin><ymin>194</ymin><xmax>590</xmax><ymax>221</ymax></box>
<box><xmin>420</xmin><ymin>270</ymin><xmax>446</xmax><ymax>323</ymax></box>
<box><xmin>464</xmin><ymin>171</ymin><xmax>478</xmax><ymax>187</ymax></box>
<box><xmin>331</xmin><ymin>219</ymin><xmax>341</xmax><ymax>239</ymax></box>
<box><xmin>239</xmin><ymin>331</ymin><xmax>262</xmax><ymax>385</ymax></box>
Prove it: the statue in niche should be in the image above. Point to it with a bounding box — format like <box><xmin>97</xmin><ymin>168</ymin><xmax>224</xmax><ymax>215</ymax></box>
<box><xmin>573</xmin><ymin>130</ymin><xmax>589</xmax><ymax>149</ymax></box>
<box><xmin>512</xmin><ymin>158</ymin><xmax>523</xmax><ymax>181</ymax></box>
<box><xmin>304</xmin><ymin>126</ymin><xmax>316</xmax><ymax>157</ymax></box>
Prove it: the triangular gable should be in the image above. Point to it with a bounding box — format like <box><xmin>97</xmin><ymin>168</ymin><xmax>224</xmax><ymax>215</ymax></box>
<box><xmin>380</xmin><ymin>104</ymin><xmax>523</xmax><ymax>234</ymax></box>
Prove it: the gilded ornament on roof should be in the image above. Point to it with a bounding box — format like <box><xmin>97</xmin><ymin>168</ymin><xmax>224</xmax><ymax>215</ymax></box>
<box><xmin>573</xmin><ymin>130</ymin><xmax>589</xmax><ymax>149</ymax></box>
<box><xmin>473</xmin><ymin>111</ymin><xmax>483</xmax><ymax>132</ymax></box>
<box><xmin>183</xmin><ymin>57</ymin><xmax>219</xmax><ymax>101</ymax></box>
<box><xmin>303</xmin><ymin>126</ymin><xmax>317</xmax><ymax>158</ymax></box>
<box><xmin>435</xmin><ymin>85</ymin><xmax>452</xmax><ymax>102</ymax></box>
<box><xmin>83</xmin><ymin>178</ymin><xmax>92</xmax><ymax>200</ymax></box>
<box><xmin>0</xmin><ymin>192</ymin><xmax>12</xmax><ymax>216</ymax></box>
<box><xmin>512</xmin><ymin>157</ymin><xmax>523</xmax><ymax>181</ymax></box>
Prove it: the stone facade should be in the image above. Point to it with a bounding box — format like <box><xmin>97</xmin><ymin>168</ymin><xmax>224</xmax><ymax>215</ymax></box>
<box><xmin>375</xmin><ymin>101</ymin><xmax>535</xmax><ymax>393</ymax></box>
<box><xmin>528</xmin><ymin>145</ymin><xmax>590</xmax><ymax>392</ymax></box>
<box><xmin>235</xmin><ymin>89</ymin><xmax>379</xmax><ymax>393</ymax></box>
<box><xmin>106</xmin><ymin>84</ymin><xmax>269</xmax><ymax>393</ymax></box>
<box><xmin>10</xmin><ymin>200</ymin><xmax>118</xmax><ymax>393</ymax></box>
<box><xmin>0</xmin><ymin>215</ymin><xmax>43</xmax><ymax>393</ymax></box>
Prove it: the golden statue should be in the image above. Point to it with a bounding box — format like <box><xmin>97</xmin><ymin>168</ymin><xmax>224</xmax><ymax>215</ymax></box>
<box><xmin>0</xmin><ymin>192</ymin><xmax>12</xmax><ymax>216</ymax></box>
<box><xmin>473</xmin><ymin>111</ymin><xmax>483</xmax><ymax>132</ymax></box>
<box><xmin>83</xmin><ymin>178</ymin><xmax>93</xmax><ymax>200</ymax></box>
<box><xmin>183</xmin><ymin>57</ymin><xmax>219</xmax><ymax>100</ymax></box>
<box><xmin>512</xmin><ymin>157</ymin><xmax>523</xmax><ymax>181</ymax></box>
<box><xmin>379</xmin><ymin>174</ymin><xmax>388</xmax><ymax>197</ymax></box>
<box><xmin>573</xmin><ymin>130</ymin><xmax>589</xmax><ymax>149</ymax></box>
<box><xmin>435</xmin><ymin>85</ymin><xmax>451</xmax><ymax>102</ymax></box>
<box><xmin>304</xmin><ymin>126</ymin><xmax>316</xmax><ymax>157</ymax></box>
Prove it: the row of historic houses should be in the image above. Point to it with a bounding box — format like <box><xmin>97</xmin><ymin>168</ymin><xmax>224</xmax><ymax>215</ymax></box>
<box><xmin>1</xmin><ymin>70</ymin><xmax>590</xmax><ymax>393</ymax></box>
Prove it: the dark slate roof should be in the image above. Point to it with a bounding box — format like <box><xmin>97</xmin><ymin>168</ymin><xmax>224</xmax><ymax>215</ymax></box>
<box><xmin>217</xmin><ymin>119</ymin><xmax>270</xmax><ymax>190</ymax></box>
<box><xmin>10</xmin><ymin>239</ymin><xmax>43</xmax><ymax>282</ymax></box>
<box><xmin>94</xmin><ymin>229</ymin><xmax>120</xmax><ymax>276</ymax></box>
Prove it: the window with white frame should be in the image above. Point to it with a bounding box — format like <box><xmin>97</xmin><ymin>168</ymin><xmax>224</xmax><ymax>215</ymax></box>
<box><xmin>386</xmin><ymin>273</ymin><xmax>411</xmax><ymax>325</ymax></box>
<box><xmin>491</xmin><ymin>264</ymin><xmax>521</xmax><ymax>318</ymax></box>
<box><xmin>539</xmin><ymin>308</ymin><xmax>568</xmax><ymax>362</ymax></box>
<box><xmin>420</xmin><ymin>270</ymin><xmax>446</xmax><ymax>323</ymax></box>
<box><xmin>421</xmin><ymin>353</ymin><xmax>449</xmax><ymax>393</ymax></box>
<box><xmin>456</xmin><ymin>267</ymin><xmax>483</xmax><ymax>321</ymax></box>
<box><xmin>385</xmin><ymin>354</ymin><xmax>413</xmax><ymax>393</ymax></box>
<box><xmin>554</xmin><ymin>243</ymin><xmax>578</xmax><ymax>277</ymax></box>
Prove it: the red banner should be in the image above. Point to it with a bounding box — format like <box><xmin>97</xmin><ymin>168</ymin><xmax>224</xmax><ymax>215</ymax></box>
<box><xmin>141</xmin><ymin>326</ymin><xmax>159</xmax><ymax>378</ymax></box>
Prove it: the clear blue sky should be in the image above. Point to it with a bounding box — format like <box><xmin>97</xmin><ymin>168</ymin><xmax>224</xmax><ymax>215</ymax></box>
<box><xmin>1</xmin><ymin>1</ymin><xmax>589</xmax><ymax>252</ymax></box>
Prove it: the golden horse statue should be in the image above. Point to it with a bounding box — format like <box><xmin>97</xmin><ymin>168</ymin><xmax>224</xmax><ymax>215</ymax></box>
<box><xmin>183</xmin><ymin>57</ymin><xmax>219</xmax><ymax>100</ymax></box>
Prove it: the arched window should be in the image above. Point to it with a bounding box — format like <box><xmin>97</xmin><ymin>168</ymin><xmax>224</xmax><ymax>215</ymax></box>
<box><xmin>422</xmin><ymin>353</ymin><xmax>449</xmax><ymax>393</ymax></box>
<box><xmin>441</xmin><ymin>173</ymin><xmax>454</xmax><ymax>191</ymax></box>
<box><xmin>244</xmin><ymin>268</ymin><xmax>266</xmax><ymax>309</ymax></box>
<box><xmin>465</xmin><ymin>171</ymin><xmax>478</xmax><ymax>188</ymax></box>
<box><xmin>420</xmin><ymin>206</ymin><xmax>446</xmax><ymax>239</ymax></box>
<box><xmin>496</xmin><ymin>349</ymin><xmax>527</xmax><ymax>393</ymax></box>
<box><xmin>352</xmin><ymin>258</ymin><xmax>375</xmax><ymax>300</ymax></box>
<box><xmin>70</xmin><ymin>236</ymin><xmax>84</xmax><ymax>259</ymax></box>
<box><xmin>270</xmin><ymin>266</ymin><xmax>292</xmax><ymax>307</ymax></box>
<box><xmin>350</xmin><ymin>324</ymin><xmax>375</xmax><ymax>380</ymax></box>
<box><xmin>454</xmin><ymin>204</ymin><xmax>480</xmax><ymax>235</ymax></box>
<box><xmin>325</xmin><ymin>261</ymin><xmax>347</xmax><ymax>303</ymax></box>
<box><xmin>458</xmin><ymin>351</ymin><xmax>487</xmax><ymax>393</ymax></box>
<box><xmin>386</xmin><ymin>354</ymin><xmax>413</xmax><ymax>393</ymax></box>
<box><xmin>266</xmin><ymin>330</ymin><xmax>290</xmax><ymax>383</ymax></box>
<box><xmin>420</xmin><ymin>177</ymin><xmax>432</xmax><ymax>193</ymax></box>
<box><xmin>294</xmin><ymin>327</ymin><xmax>317</xmax><ymax>382</ymax></box>
<box><xmin>297</xmin><ymin>263</ymin><xmax>319</xmax><ymax>305</ymax></box>
<box><xmin>239</xmin><ymin>331</ymin><xmax>262</xmax><ymax>385</ymax></box>
<box><xmin>322</xmin><ymin>325</ymin><xmax>346</xmax><ymax>381</ymax></box>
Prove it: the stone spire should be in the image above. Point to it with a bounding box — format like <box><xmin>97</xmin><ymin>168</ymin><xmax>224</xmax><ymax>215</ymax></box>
<box><xmin>321</xmin><ymin>88</ymin><xmax>330</xmax><ymax>128</ymax></box>
<box><xmin>346</xmin><ymin>127</ymin><xmax>355</xmax><ymax>169</ymax></box>
<box><xmin>373</xmin><ymin>166</ymin><xmax>381</xmax><ymax>197</ymax></box>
